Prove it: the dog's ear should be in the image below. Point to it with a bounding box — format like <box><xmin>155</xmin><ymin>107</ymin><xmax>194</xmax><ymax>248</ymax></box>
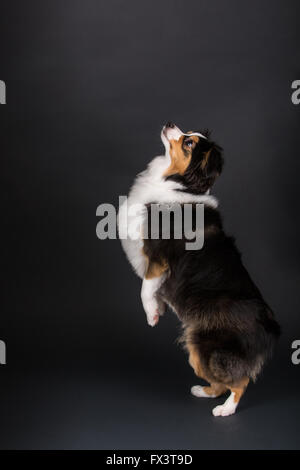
<box><xmin>201</xmin><ymin>142</ymin><xmax>223</xmax><ymax>181</ymax></box>
<box><xmin>190</xmin><ymin>141</ymin><xmax>223</xmax><ymax>193</ymax></box>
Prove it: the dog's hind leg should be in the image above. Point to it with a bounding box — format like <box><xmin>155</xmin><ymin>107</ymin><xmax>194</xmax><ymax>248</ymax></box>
<box><xmin>212</xmin><ymin>377</ymin><xmax>249</xmax><ymax>417</ymax></box>
<box><xmin>187</xmin><ymin>344</ymin><xmax>227</xmax><ymax>397</ymax></box>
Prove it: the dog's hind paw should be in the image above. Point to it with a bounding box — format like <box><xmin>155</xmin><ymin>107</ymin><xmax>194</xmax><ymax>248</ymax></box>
<box><xmin>191</xmin><ymin>386</ymin><xmax>216</xmax><ymax>398</ymax></box>
<box><xmin>212</xmin><ymin>393</ymin><xmax>237</xmax><ymax>417</ymax></box>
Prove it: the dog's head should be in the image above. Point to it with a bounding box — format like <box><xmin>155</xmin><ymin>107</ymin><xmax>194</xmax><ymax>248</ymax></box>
<box><xmin>161</xmin><ymin>122</ymin><xmax>223</xmax><ymax>194</ymax></box>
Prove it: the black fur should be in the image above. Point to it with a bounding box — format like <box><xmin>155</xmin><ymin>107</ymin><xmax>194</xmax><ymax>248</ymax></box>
<box><xmin>143</xmin><ymin>134</ymin><xmax>280</xmax><ymax>386</ymax></box>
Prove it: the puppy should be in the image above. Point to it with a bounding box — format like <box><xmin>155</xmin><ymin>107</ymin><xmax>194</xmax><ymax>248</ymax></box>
<box><xmin>118</xmin><ymin>122</ymin><xmax>280</xmax><ymax>416</ymax></box>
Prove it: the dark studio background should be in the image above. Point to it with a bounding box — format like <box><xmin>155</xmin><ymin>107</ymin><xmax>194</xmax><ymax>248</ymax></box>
<box><xmin>1</xmin><ymin>0</ymin><xmax>300</xmax><ymax>450</ymax></box>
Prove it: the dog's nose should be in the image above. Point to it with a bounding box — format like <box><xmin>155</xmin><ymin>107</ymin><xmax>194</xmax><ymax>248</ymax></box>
<box><xmin>165</xmin><ymin>121</ymin><xmax>175</xmax><ymax>128</ymax></box>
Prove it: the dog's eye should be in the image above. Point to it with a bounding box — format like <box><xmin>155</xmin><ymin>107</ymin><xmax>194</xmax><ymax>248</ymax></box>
<box><xmin>185</xmin><ymin>139</ymin><xmax>194</xmax><ymax>148</ymax></box>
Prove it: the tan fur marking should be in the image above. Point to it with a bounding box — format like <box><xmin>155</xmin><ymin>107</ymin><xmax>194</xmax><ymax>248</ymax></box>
<box><xmin>201</xmin><ymin>148</ymin><xmax>212</xmax><ymax>170</ymax></box>
<box><xmin>203</xmin><ymin>383</ymin><xmax>227</xmax><ymax>397</ymax></box>
<box><xmin>187</xmin><ymin>341</ymin><xmax>227</xmax><ymax>396</ymax></box>
<box><xmin>186</xmin><ymin>342</ymin><xmax>206</xmax><ymax>379</ymax></box>
<box><xmin>145</xmin><ymin>259</ymin><xmax>168</xmax><ymax>279</ymax></box>
<box><xmin>229</xmin><ymin>377</ymin><xmax>249</xmax><ymax>403</ymax></box>
<box><xmin>142</xmin><ymin>248</ymin><xmax>169</xmax><ymax>280</ymax></box>
<box><xmin>164</xmin><ymin>135</ymin><xmax>199</xmax><ymax>177</ymax></box>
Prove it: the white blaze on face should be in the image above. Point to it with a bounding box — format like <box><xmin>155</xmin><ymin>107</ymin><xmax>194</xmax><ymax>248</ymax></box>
<box><xmin>161</xmin><ymin>125</ymin><xmax>180</xmax><ymax>161</ymax></box>
<box><xmin>163</xmin><ymin>124</ymin><xmax>184</xmax><ymax>142</ymax></box>
<box><xmin>161</xmin><ymin>123</ymin><xmax>207</xmax><ymax>160</ymax></box>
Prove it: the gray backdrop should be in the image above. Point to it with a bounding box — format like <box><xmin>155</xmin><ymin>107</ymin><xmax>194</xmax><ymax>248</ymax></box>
<box><xmin>1</xmin><ymin>0</ymin><xmax>300</xmax><ymax>449</ymax></box>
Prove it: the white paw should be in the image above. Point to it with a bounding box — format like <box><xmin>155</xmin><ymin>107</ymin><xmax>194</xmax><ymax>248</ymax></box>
<box><xmin>142</xmin><ymin>296</ymin><xmax>160</xmax><ymax>327</ymax></box>
<box><xmin>141</xmin><ymin>277</ymin><xmax>166</xmax><ymax>328</ymax></box>
<box><xmin>146</xmin><ymin>310</ymin><xmax>160</xmax><ymax>327</ymax></box>
<box><xmin>212</xmin><ymin>391</ymin><xmax>237</xmax><ymax>417</ymax></box>
<box><xmin>191</xmin><ymin>386</ymin><xmax>216</xmax><ymax>398</ymax></box>
<box><xmin>212</xmin><ymin>404</ymin><xmax>237</xmax><ymax>417</ymax></box>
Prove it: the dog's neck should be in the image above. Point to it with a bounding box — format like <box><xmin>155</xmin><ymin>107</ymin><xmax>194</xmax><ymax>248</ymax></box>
<box><xmin>130</xmin><ymin>155</ymin><xmax>219</xmax><ymax>209</ymax></box>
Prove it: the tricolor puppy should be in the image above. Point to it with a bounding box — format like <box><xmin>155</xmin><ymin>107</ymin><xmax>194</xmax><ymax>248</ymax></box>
<box><xmin>118</xmin><ymin>122</ymin><xmax>280</xmax><ymax>417</ymax></box>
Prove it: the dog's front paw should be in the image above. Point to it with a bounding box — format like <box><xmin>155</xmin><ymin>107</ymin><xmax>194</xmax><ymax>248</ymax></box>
<box><xmin>146</xmin><ymin>310</ymin><xmax>160</xmax><ymax>327</ymax></box>
<box><xmin>141</xmin><ymin>280</ymin><xmax>164</xmax><ymax>327</ymax></box>
<box><xmin>143</xmin><ymin>297</ymin><xmax>160</xmax><ymax>327</ymax></box>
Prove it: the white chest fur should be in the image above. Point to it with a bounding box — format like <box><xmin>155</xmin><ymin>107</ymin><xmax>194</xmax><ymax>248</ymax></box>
<box><xmin>118</xmin><ymin>155</ymin><xmax>218</xmax><ymax>279</ymax></box>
